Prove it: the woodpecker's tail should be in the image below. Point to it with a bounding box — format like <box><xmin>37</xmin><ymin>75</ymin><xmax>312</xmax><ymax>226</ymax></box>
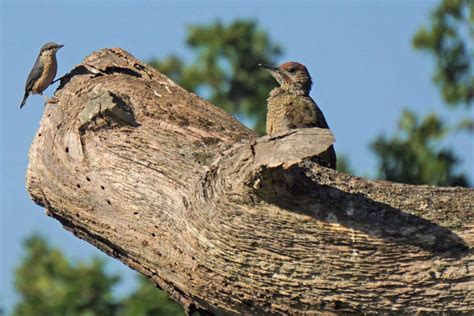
<box><xmin>20</xmin><ymin>92</ymin><xmax>29</xmax><ymax>109</ymax></box>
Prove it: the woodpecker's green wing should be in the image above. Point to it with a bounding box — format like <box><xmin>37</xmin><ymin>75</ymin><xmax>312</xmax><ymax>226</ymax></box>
<box><xmin>285</xmin><ymin>96</ymin><xmax>337</xmax><ymax>169</ymax></box>
<box><xmin>25</xmin><ymin>56</ymin><xmax>44</xmax><ymax>92</ymax></box>
<box><xmin>283</xmin><ymin>96</ymin><xmax>330</xmax><ymax>129</ymax></box>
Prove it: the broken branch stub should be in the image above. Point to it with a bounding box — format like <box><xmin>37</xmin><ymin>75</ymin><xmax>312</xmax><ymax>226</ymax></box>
<box><xmin>26</xmin><ymin>48</ymin><xmax>474</xmax><ymax>315</ymax></box>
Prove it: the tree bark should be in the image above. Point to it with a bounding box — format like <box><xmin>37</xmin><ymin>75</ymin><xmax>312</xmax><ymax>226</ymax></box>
<box><xmin>26</xmin><ymin>48</ymin><xmax>473</xmax><ymax>315</ymax></box>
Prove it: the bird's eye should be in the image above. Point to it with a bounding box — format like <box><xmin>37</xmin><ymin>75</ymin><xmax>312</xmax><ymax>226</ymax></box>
<box><xmin>288</xmin><ymin>67</ymin><xmax>296</xmax><ymax>73</ymax></box>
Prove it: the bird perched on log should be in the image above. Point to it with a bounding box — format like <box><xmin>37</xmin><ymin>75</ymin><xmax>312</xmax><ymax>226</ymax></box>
<box><xmin>260</xmin><ymin>61</ymin><xmax>337</xmax><ymax>169</ymax></box>
<box><xmin>20</xmin><ymin>42</ymin><xmax>64</xmax><ymax>109</ymax></box>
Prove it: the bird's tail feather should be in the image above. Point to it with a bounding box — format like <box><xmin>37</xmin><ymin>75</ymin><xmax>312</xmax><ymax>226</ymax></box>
<box><xmin>20</xmin><ymin>92</ymin><xmax>29</xmax><ymax>109</ymax></box>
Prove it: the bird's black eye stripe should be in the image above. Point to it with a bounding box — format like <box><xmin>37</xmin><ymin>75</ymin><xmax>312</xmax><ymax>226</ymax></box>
<box><xmin>288</xmin><ymin>67</ymin><xmax>296</xmax><ymax>73</ymax></box>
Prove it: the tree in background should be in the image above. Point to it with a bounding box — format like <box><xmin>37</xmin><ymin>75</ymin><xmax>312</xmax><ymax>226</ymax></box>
<box><xmin>414</xmin><ymin>0</ymin><xmax>473</xmax><ymax>133</ymax></box>
<box><xmin>371</xmin><ymin>0</ymin><xmax>472</xmax><ymax>186</ymax></box>
<box><xmin>14</xmin><ymin>234</ymin><xmax>120</xmax><ymax>316</ymax></box>
<box><xmin>371</xmin><ymin>110</ymin><xmax>468</xmax><ymax>186</ymax></box>
<box><xmin>13</xmin><ymin>235</ymin><xmax>183</xmax><ymax>316</ymax></box>
<box><xmin>335</xmin><ymin>155</ymin><xmax>353</xmax><ymax>174</ymax></box>
<box><xmin>150</xmin><ymin>19</ymin><xmax>282</xmax><ymax>134</ymax></box>
<box><xmin>413</xmin><ymin>0</ymin><xmax>473</xmax><ymax>107</ymax></box>
<box><xmin>120</xmin><ymin>277</ymin><xmax>183</xmax><ymax>316</ymax></box>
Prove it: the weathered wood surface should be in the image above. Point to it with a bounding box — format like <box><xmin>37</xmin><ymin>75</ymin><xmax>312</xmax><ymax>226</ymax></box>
<box><xmin>26</xmin><ymin>48</ymin><xmax>473</xmax><ymax>315</ymax></box>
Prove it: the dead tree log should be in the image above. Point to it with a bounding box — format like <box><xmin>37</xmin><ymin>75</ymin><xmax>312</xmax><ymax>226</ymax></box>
<box><xmin>26</xmin><ymin>48</ymin><xmax>473</xmax><ymax>315</ymax></box>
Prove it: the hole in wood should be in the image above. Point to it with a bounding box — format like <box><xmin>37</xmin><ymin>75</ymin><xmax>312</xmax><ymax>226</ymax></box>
<box><xmin>65</xmin><ymin>147</ymin><xmax>69</xmax><ymax>153</ymax></box>
<box><xmin>151</xmin><ymin>233</ymin><xmax>156</xmax><ymax>237</ymax></box>
<box><xmin>106</xmin><ymin>200</ymin><xmax>111</xmax><ymax>205</ymax></box>
<box><xmin>86</xmin><ymin>177</ymin><xmax>91</xmax><ymax>182</ymax></box>
<box><xmin>133</xmin><ymin>211</ymin><xmax>138</xmax><ymax>215</ymax></box>
<box><xmin>76</xmin><ymin>184</ymin><xmax>81</xmax><ymax>188</ymax></box>
<box><xmin>100</xmin><ymin>185</ymin><xmax>105</xmax><ymax>190</ymax></box>
<box><xmin>242</xmin><ymin>299</ymin><xmax>253</xmax><ymax>308</ymax></box>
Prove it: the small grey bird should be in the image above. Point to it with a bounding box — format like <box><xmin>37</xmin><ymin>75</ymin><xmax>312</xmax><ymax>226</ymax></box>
<box><xmin>260</xmin><ymin>61</ymin><xmax>337</xmax><ymax>169</ymax></box>
<box><xmin>20</xmin><ymin>42</ymin><xmax>64</xmax><ymax>109</ymax></box>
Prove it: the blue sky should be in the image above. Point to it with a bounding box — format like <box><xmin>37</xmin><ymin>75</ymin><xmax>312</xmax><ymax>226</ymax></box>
<box><xmin>1</xmin><ymin>0</ymin><xmax>473</xmax><ymax>313</ymax></box>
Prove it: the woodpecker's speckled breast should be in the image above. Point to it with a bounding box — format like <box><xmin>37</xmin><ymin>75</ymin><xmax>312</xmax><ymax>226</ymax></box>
<box><xmin>266</xmin><ymin>91</ymin><xmax>329</xmax><ymax>135</ymax></box>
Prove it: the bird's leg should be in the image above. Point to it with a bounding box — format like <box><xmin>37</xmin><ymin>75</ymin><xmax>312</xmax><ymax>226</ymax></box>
<box><xmin>51</xmin><ymin>73</ymin><xmax>66</xmax><ymax>84</ymax></box>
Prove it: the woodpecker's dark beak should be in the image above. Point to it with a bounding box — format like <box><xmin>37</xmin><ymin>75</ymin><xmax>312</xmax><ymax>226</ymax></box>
<box><xmin>258</xmin><ymin>63</ymin><xmax>279</xmax><ymax>72</ymax></box>
<box><xmin>259</xmin><ymin>63</ymin><xmax>286</xmax><ymax>86</ymax></box>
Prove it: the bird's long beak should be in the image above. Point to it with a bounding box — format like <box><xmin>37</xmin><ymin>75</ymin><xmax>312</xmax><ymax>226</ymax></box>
<box><xmin>259</xmin><ymin>63</ymin><xmax>286</xmax><ymax>86</ymax></box>
<box><xmin>258</xmin><ymin>63</ymin><xmax>279</xmax><ymax>72</ymax></box>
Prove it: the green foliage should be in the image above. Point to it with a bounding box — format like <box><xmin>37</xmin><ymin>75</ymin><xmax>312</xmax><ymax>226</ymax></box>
<box><xmin>336</xmin><ymin>155</ymin><xmax>354</xmax><ymax>174</ymax></box>
<box><xmin>119</xmin><ymin>277</ymin><xmax>184</xmax><ymax>316</ymax></box>
<box><xmin>371</xmin><ymin>110</ymin><xmax>469</xmax><ymax>187</ymax></box>
<box><xmin>456</xmin><ymin>117</ymin><xmax>474</xmax><ymax>132</ymax></box>
<box><xmin>13</xmin><ymin>234</ymin><xmax>120</xmax><ymax>316</ymax></box>
<box><xmin>149</xmin><ymin>20</ymin><xmax>282</xmax><ymax>134</ymax></box>
<box><xmin>372</xmin><ymin>0</ymin><xmax>472</xmax><ymax>186</ymax></box>
<box><xmin>413</xmin><ymin>0</ymin><xmax>473</xmax><ymax>106</ymax></box>
<box><xmin>13</xmin><ymin>234</ymin><xmax>184</xmax><ymax>316</ymax></box>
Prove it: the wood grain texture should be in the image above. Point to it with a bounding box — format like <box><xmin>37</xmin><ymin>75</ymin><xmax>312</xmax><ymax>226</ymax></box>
<box><xmin>26</xmin><ymin>48</ymin><xmax>473</xmax><ymax>315</ymax></box>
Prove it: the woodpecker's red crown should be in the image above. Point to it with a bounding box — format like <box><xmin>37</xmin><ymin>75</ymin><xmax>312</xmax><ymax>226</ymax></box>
<box><xmin>279</xmin><ymin>62</ymin><xmax>309</xmax><ymax>76</ymax></box>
